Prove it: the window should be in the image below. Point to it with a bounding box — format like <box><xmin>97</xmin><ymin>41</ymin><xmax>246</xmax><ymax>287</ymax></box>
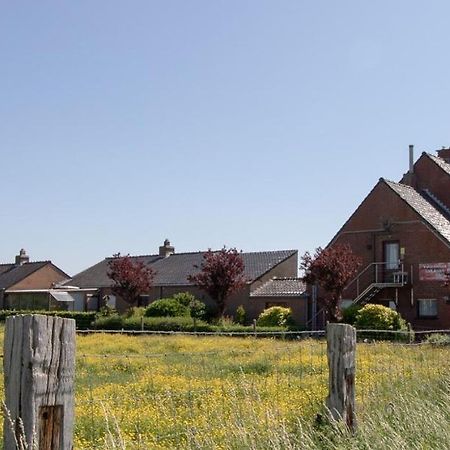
<box><xmin>103</xmin><ymin>294</ymin><xmax>116</xmax><ymax>308</ymax></box>
<box><xmin>384</xmin><ymin>241</ymin><xmax>400</xmax><ymax>270</ymax></box>
<box><xmin>418</xmin><ymin>299</ymin><xmax>438</xmax><ymax>318</ymax></box>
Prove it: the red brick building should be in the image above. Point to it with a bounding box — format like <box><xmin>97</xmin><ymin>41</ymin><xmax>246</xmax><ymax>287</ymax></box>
<box><xmin>318</xmin><ymin>147</ymin><xmax>450</xmax><ymax>330</ymax></box>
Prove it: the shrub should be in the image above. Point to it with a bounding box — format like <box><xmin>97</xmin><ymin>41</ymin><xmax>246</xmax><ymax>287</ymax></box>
<box><xmin>171</xmin><ymin>292</ymin><xmax>207</xmax><ymax>319</ymax></box>
<box><xmin>172</xmin><ymin>292</ymin><xmax>197</xmax><ymax>307</ymax></box>
<box><xmin>93</xmin><ymin>314</ymin><xmax>124</xmax><ymax>330</ymax></box>
<box><xmin>424</xmin><ymin>333</ymin><xmax>450</xmax><ymax>346</ymax></box>
<box><xmin>130</xmin><ymin>316</ymin><xmax>210</xmax><ymax>332</ymax></box>
<box><xmin>215</xmin><ymin>316</ymin><xmax>234</xmax><ymax>327</ymax></box>
<box><xmin>97</xmin><ymin>305</ymin><xmax>117</xmax><ymax>317</ymax></box>
<box><xmin>341</xmin><ymin>303</ymin><xmax>362</xmax><ymax>325</ymax></box>
<box><xmin>189</xmin><ymin>299</ymin><xmax>207</xmax><ymax>320</ymax></box>
<box><xmin>235</xmin><ymin>305</ymin><xmax>246</xmax><ymax>325</ymax></box>
<box><xmin>124</xmin><ymin>306</ymin><xmax>146</xmax><ymax>318</ymax></box>
<box><xmin>355</xmin><ymin>304</ymin><xmax>407</xmax><ymax>330</ymax></box>
<box><xmin>257</xmin><ymin>307</ymin><xmax>293</xmax><ymax>327</ymax></box>
<box><xmin>144</xmin><ymin>298</ymin><xmax>190</xmax><ymax>317</ymax></box>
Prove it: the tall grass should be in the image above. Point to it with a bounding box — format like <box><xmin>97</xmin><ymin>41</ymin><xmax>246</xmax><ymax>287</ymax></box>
<box><xmin>0</xmin><ymin>329</ymin><xmax>448</xmax><ymax>449</ymax></box>
<box><xmin>72</xmin><ymin>334</ymin><xmax>449</xmax><ymax>449</ymax></box>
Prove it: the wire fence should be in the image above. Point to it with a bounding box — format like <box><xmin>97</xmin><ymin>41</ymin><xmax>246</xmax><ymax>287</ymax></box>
<box><xmin>75</xmin><ymin>327</ymin><xmax>450</xmax><ymax>343</ymax></box>
<box><xmin>67</xmin><ymin>330</ymin><xmax>450</xmax><ymax>449</ymax></box>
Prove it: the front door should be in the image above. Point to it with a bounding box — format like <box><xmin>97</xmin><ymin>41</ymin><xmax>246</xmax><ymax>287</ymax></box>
<box><xmin>383</xmin><ymin>241</ymin><xmax>399</xmax><ymax>282</ymax></box>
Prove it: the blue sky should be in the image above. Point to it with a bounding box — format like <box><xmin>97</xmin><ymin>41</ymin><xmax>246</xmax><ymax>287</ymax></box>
<box><xmin>2</xmin><ymin>1</ymin><xmax>450</xmax><ymax>275</ymax></box>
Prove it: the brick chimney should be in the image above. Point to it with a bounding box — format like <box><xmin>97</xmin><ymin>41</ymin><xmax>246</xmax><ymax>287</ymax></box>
<box><xmin>159</xmin><ymin>239</ymin><xmax>174</xmax><ymax>258</ymax></box>
<box><xmin>15</xmin><ymin>248</ymin><xmax>30</xmax><ymax>266</ymax></box>
<box><xmin>437</xmin><ymin>147</ymin><xmax>450</xmax><ymax>163</ymax></box>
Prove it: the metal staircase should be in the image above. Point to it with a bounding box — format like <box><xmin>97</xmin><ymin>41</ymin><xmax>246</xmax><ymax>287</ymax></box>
<box><xmin>306</xmin><ymin>262</ymin><xmax>409</xmax><ymax>330</ymax></box>
<box><xmin>346</xmin><ymin>262</ymin><xmax>408</xmax><ymax>305</ymax></box>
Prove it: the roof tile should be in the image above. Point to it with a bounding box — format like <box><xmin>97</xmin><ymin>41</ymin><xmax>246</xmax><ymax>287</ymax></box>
<box><xmin>250</xmin><ymin>277</ymin><xmax>306</xmax><ymax>297</ymax></box>
<box><xmin>426</xmin><ymin>153</ymin><xmax>450</xmax><ymax>176</ymax></box>
<box><xmin>66</xmin><ymin>250</ymin><xmax>298</xmax><ymax>289</ymax></box>
<box><xmin>384</xmin><ymin>179</ymin><xmax>450</xmax><ymax>245</ymax></box>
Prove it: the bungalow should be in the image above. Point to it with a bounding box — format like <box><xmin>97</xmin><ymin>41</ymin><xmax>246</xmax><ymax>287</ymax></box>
<box><xmin>64</xmin><ymin>241</ymin><xmax>309</xmax><ymax>326</ymax></box>
<box><xmin>0</xmin><ymin>249</ymin><xmax>71</xmax><ymax>310</ymax></box>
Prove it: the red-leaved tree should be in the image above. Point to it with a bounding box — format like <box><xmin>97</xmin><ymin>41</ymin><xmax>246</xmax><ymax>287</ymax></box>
<box><xmin>301</xmin><ymin>244</ymin><xmax>362</xmax><ymax>323</ymax></box>
<box><xmin>107</xmin><ymin>253</ymin><xmax>155</xmax><ymax>307</ymax></box>
<box><xmin>188</xmin><ymin>247</ymin><xmax>247</xmax><ymax>318</ymax></box>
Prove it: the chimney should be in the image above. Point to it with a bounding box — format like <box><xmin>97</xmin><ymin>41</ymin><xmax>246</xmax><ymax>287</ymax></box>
<box><xmin>159</xmin><ymin>239</ymin><xmax>175</xmax><ymax>258</ymax></box>
<box><xmin>401</xmin><ymin>145</ymin><xmax>416</xmax><ymax>187</ymax></box>
<box><xmin>15</xmin><ymin>248</ymin><xmax>30</xmax><ymax>266</ymax></box>
<box><xmin>437</xmin><ymin>147</ymin><xmax>450</xmax><ymax>164</ymax></box>
<box><xmin>409</xmin><ymin>144</ymin><xmax>414</xmax><ymax>173</ymax></box>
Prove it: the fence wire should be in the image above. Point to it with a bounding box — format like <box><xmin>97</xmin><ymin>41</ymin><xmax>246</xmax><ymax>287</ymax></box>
<box><xmin>69</xmin><ymin>330</ymin><xmax>450</xmax><ymax>449</ymax></box>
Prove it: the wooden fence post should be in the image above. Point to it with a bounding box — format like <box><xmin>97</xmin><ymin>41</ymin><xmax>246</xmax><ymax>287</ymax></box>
<box><xmin>3</xmin><ymin>314</ymin><xmax>76</xmax><ymax>450</ymax></box>
<box><xmin>326</xmin><ymin>323</ymin><xmax>357</xmax><ymax>432</ymax></box>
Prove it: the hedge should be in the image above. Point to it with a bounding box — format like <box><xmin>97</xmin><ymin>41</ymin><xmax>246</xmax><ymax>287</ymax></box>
<box><xmin>144</xmin><ymin>298</ymin><xmax>190</xmax><ymax>318</ymax></box>
<box><xmin>0</xmin><ymin>310</ymin><xmax>96</xmax><ymax>330</ymax></box>
<box><xmin>93</xmin><ymin>314</ymin><xmax>292</xmax><ymax>334</ymax></box>
<box><xmin>257</xmin><ymin>306</ymin><xmax>293</xmax><ymax>327</ymax></box>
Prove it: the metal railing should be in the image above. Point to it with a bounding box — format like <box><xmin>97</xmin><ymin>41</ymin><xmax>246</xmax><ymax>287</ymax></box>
<box><xmin>346</xmin><ymin>262</ymin><xmax>408</xmax><ymax>298</ymax></box>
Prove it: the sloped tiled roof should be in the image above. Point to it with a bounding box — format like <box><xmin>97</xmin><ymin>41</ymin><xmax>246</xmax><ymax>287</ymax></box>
<box><xmin>250</xmin><ymin>277</ymin><xmax>306</xmax><ymax>297</ymax></box>
<box><xmin>66</xmin><ymin>255</ymin><xmax>161</xmax><ymax>288</ymax></box>
<box><xmin>66</xmin><ymin>250</ymin><xmax>298</xmax><ymax>289</ymax></box>
<box><xmin>0</xmin><ymin>261</ymin><xmax>50</xmax><ymax>289</ymax></box>
<box><xmin>384</xmin><ymin>179</ymin><xmax>450</xmax><ymax>245</ymax></box>
<box><xmin>426</xmin><ymin>153</ymin><xmax>450</xmax><ymax>176</ymax></box>
<box><xmin>0</xmin><ymin>264</ymin><xmax>14</xmax><ymax>276</ymax></box>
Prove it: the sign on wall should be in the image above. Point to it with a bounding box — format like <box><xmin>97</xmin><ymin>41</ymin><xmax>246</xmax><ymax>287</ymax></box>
<box><xmin>419</xmin><ymin>263</ymin><xmax>450</xmax><ymax>281</ymax></box>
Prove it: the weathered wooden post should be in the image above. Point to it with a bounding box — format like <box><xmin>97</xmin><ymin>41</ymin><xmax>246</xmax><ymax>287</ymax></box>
<box><xmin>3</xmin><ymin>314</ymin><xmax>76</xmax><ymax>449</ymax></box>
<box><xmin>326</xmin><ymin>323</ymin><xmax>357</xmax><ymax>432</ymax></box>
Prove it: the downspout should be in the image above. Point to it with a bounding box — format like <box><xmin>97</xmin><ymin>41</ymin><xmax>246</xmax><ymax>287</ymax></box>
<box><xmin>311</xmin><ymin>284</ymin><xmax>317</xmax><ymax>331</ymax></box>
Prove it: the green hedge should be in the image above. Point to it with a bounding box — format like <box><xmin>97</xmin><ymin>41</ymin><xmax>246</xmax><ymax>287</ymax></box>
<box><xmin>144</xmin><ymin>298</ymin><xmax>190</xmax><ymax>317</ymax></box>
<box><xmin>257</xmin><ymin>306</ymin><xmax>293</xmax><ymax>327</ymax></box>
<box><xmin>0</xmin><ymin>310</ymin><xmax>96</xmax><ymax>329</ymax></box>
<box><xmin>93</xmin><ymin>314</ymin><xmax>291</xmax><ymax>334</ymax></box>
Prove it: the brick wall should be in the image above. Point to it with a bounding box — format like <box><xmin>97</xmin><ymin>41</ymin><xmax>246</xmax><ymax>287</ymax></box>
<box><xmin>330</xmin><ymin>180</ymin><xmax>450</xmax><ymax>329</ymax></box>
<box><xmin>9</xmin><ymin>264</ymin><xmax>69</xmax><ymax>290</ymax></box>
<box><xmin>412</xmin><ymin>154</ymin><xmax>450</xmax><ymax>209</ymax></box>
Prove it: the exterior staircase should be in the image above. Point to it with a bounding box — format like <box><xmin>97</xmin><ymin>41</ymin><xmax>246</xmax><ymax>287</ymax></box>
<box><xmin>347</xmin><ymin>262</ymin><xmax>408</xmax><ymax>306</ymax></box>
<box><xmin>306</xmin><ymin>262</ymin><xmax>409</xmax><ymax>330</ymax></box>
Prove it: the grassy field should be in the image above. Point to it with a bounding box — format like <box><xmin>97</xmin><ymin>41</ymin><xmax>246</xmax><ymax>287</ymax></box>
<box><xmin>1</xmin><ymin>331</ymin><xmax>449</xmax><ymax>449</ymax></box>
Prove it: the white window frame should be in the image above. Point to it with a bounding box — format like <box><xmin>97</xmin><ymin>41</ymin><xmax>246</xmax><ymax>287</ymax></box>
<box><xmin>418</xmin><ymin>298</ymin><xmax>438</xmax><ymax>318</ymax></box>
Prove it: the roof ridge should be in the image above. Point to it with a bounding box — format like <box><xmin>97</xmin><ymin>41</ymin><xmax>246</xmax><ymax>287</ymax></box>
<box><xmin>24</xmin><ymin>260</ymin><xmax>51</xmax><ymax>264</ymax></box>
<box><xmin>424</xmin><ymin>152</ymin><xmax>450</xmax><ymax>175</ymax></box>
<box><xmin>104</xmin><ymin>249</ymin><xmax>297</xmax><ymax>259</ymax></box>
<box><xmin>105</xmin><ymin>253</ymin><xmax>160</xmax><ymax>260</ymax></box>
<box><xmin>383</xmin><ymin>179</ymin><xmax>450</xmax><ymax>246</ymax></box>
<box><xmin>380</xmin><ymin>178</ymin><xmax>412</xmax><ymax>188</ymax></box>
<box><xmin>273</xmin><ymin>276</ymin><xmax>303</xmax><ymax>280</ymax></box>
<box><xmin>0</xmin><ymin>260</ymin><xmax>50</xmax><ymax>266</ymax></box>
